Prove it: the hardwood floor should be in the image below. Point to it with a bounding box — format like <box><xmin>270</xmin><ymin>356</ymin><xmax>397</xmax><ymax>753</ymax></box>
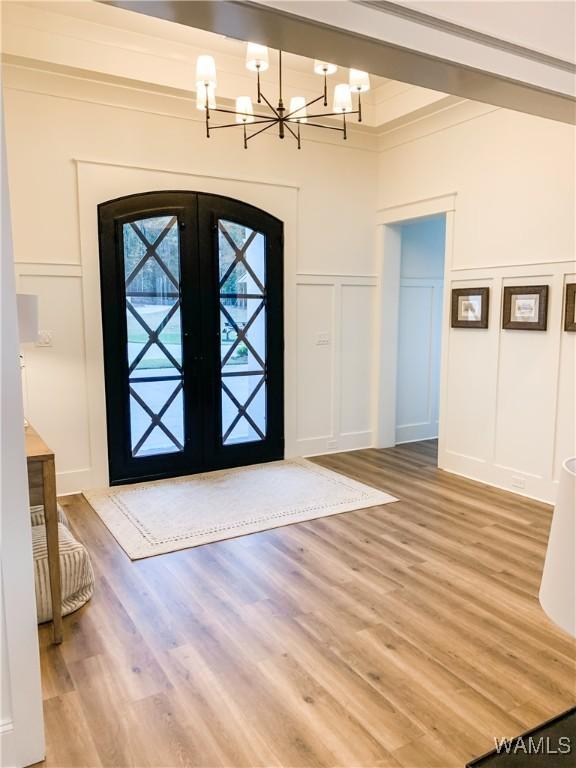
<box><xmin>39</xmin><ymin>441</ymin><xmax>575</xmax><ymax>767</ymax></box>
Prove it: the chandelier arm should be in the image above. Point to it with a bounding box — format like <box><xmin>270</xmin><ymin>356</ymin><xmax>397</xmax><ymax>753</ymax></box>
<box><xmin>283</xmin><ymin>121</ymin><xmax>300</xmax><ymax>144</ymax></box>
<box><xmin>283</xmin><ymin>93</ymin><xmax>324</xmax><ymax>120</ymax></box>
<box><xmin>297</xmin><ymin>121</ymin><xmax>345</xmax><ymax>134</ymax></box>
<box><xmin>209</xmin><ymin>106</ymin><xmax>274</xmax><ymax>121</ymax></box>
<box><xmin>246</xmin><ymin>119</ymin><xmax>278</xmax><ymax>142</ymax></box>
<box><xmin>305</xmin><ymin>110</ymin><xmax>360</xmax><ymax>120</ymax></box>
<box><xmin>258</xmin><ymin>91</ymin><xmax>280</xmax><ymax>118</ymax></box>
<box><xmin>209</xmin><ymin>119</ymin><xmax>278</xmax><ymax>130</ymax></box>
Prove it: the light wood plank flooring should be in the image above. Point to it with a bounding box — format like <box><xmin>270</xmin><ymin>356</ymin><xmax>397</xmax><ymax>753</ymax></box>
<box><xmin>38</xmin><ymin>441</ymin><xmax>575</xmax><ymax>767</ymax></box>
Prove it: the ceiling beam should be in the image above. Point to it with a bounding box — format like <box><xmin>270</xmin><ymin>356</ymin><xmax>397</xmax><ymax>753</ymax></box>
<box><xmin>101</xmin><ymin>0</ymin><xmax>575</xmax><ymax>125</ymax></box>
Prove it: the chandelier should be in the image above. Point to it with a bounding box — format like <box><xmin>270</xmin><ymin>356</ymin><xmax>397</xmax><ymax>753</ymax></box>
<box><xmin>195</xmin><ymin>44</ymin><xmax>371</xmax><ymax>149</ymax></box>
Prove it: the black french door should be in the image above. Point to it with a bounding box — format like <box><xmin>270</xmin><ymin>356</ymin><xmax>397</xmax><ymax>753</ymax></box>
<box><xmin>98</xmin><ymin>191</ymin><xmax>284</xmax><ymax>485</ymax></box>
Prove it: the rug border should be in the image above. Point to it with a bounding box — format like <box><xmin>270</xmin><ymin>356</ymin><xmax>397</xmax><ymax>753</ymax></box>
<box><xmin>82</xmin><ymin>458</ymin><xmax>398</xmax><ymax>560</ymax></box>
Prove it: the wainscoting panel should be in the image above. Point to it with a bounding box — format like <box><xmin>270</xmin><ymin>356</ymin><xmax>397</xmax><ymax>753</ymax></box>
<box><xmin>440</xmin><ymin>263</ymin><xmax>575</xmax><ymax>503</ymax></box>
<box><xmin>443</xmin><ymin>277</ymin><xmax>497</xmax><ymax>464</ymax></box>
<box><xmin>296</xmin><ymin>283</ymin><xmax>335</xmax><ymax>445</ymax></box>
<box><xmin>395</xmin><ymin>278</ymin><xmax>443</xmax><ymax>443</ymax></box>
<box><xmin>296</xmin><ymin>275</ymin><xmax>377</xmax><ymax>456</ymax></box>
<box><xmin>340</xmin><ymin>284</ymin><xmax>374</xmax><ymax>437</ymax></box>
<box><xmin>554</xmin><ymin>273</ymin><xmax>576</xmax><ymax>481</ymax></box>
<box><xmin>493</xmin><ymin>273</ymin><xmax>560</xmax><ymax>479</ymax></box>
<box><xmin>15</xmin><ymin>270</ymin><xmax>92</xmax><ymax>494</ymax></box>
<box><xmin>15</xmin><ymin>256</ymin><xmax>378</xmax><ymax>491</ymax></box>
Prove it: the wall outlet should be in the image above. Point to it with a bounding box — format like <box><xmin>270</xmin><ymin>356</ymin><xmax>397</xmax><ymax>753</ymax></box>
<box><xmin>36</xmin><ymin>330</ymin><xmax>53</xmax><ymax>347</ymax></box>
<box><xmin>511</xmin><ymin>475</ymin><xmax>526</xmax><ymax>489</ymax></box>
<box><xmin>316</xmin><ymin>332</ymin><xmax>330</xmax><ymax>346</ymax></box>
<box><xmin>327</xmin><ymin>439</ymin><xmax>338</xmax><ymax>449</ymax></box>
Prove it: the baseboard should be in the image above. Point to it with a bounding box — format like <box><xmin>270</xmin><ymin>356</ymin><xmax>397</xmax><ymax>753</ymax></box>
<box><xmin>395</xmin><ymin>425</ymin><xmax>439</xmax><ymax>443</ymax></box>
<box><xmin>58</xmin><ymin>433</ymin><xmax>375</xmax><ymax>494</ymax></box>
<box><xmin>439</xmin><ymin>453</ymin><xmax>558</xmax><ymax>505</ymax></box>
<box><xmin>297</xmin><ymin>431</ymin><xmax>373</xmax><ymax>458</ymax></box>
<box><xmin>395</xmin><ymin>436</ymin><xmax>439</xmax><ymax>445</ymax></box>
<box><xmin>55</xmin><ymin>467</ymin><xmax>100</xmax><ymax>496</ymax></box>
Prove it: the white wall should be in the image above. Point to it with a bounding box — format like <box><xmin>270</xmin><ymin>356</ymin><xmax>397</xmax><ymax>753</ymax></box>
<box><xmin>3</xmin><ymin>63</ymin><xmax>377</xmax><ymax>492</ymax></box>
<box><xmin>1</xmin><ymin>96</ymin><xmax>45</xmax><ymax>768</ymax></box>
<box><xmin>4</xmin><ymin>60</ymin><xmax>575</xmax><ymax>505</ymax></box>
<box><xmin>378</xmin><ymin>104</ymin><xmax>576</xmax><ymax>502</ymax></box>
<box><xmin>395</xmin><ymin>216</ymin><xmax>445</xmax><ymax>443</ymax></box>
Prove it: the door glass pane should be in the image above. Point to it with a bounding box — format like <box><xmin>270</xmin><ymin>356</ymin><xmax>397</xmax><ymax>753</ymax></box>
<box><xmin>122</xmin><ymin>215</ymin><xmax>185</xmax><ymax>458</ymax></box>
<box><xmin>218</xmin><ymin>219</ymin><xmax>267</xmax><ymax>445</ymax></box>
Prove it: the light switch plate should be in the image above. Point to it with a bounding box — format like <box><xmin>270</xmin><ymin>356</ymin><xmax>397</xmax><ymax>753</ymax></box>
<box><xmin>36</xmin><ymin>330</ymin><xmax>53</xmax><ymax>347</ymax></box>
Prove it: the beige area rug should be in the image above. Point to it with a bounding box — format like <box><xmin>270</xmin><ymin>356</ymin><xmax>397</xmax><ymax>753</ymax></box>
<box><xmin>83</xmin><ymin>458</ymin><xmax>398</xmax><ymax>560</ymax></box>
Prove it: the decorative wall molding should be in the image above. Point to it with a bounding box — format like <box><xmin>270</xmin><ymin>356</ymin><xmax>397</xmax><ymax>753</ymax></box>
<box><xmin>451</xmin><ymin>259</ymin><xmax>576</xmax><ymax>274</ymax></box>
<box><xmin>443</xmin><ymin>262</ymin><xmax>574</xmax><ymax>503</ymax></box>
<box><xmin>3</xmin><ymin>61</ymin><xmax>379</xmax><ymax>153</ymax></box>
<box><xmin>296</xmin><ymin>274</ymin><xmax>377</xmax><ymax>458</ymax></box>
<box><xmin>377</xmin><ymin>100</ymin><xmax>500</xmax><ymax>152</ymax></box>
<box><xmin>15</xmin><ymin>262</ymin><xmax>82</xmax><ymax>277</ymax></box>
<box><xmin>375</xmin><ymin>183</ymin><xmax>574</xmax><ymax>505</ymax></box>
<box><xmin>74</xmin><ymin>157</ymin><xmax>302</xmax><ymax>192</ymax></box>
<box><xmin>297</xmin><ymin>272</ymin><xmax>377</xmax><ymax>284</ymax></box>
<box><xmin>5</xmin><ymin>61</ymin><xmax>530</xmax><ymax>160</ymax></box>
<box><xmin>377</xmin><ymin>193</ymin><xmax>457</xmax><ymax>223</ymax></box>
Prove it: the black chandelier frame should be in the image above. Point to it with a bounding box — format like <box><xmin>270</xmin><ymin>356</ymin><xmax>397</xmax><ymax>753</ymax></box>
<box><xmin>203</xmin><ymin>50</ymin><xmax>362</xmax><ymax>149</ymax></box>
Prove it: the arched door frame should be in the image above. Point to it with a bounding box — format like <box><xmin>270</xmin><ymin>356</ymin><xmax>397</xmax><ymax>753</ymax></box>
<box><xmin>98</xmin><ymin>190</ymin><xmax>284</xmax><ymax>485</ymax></box>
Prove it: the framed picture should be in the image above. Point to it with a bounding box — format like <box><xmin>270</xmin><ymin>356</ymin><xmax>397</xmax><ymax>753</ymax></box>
<box><xmin>451</xmin><ymin>287</ymin><xmax>489</xmax><ymax>328</ymax></box>
<box><xmin>502</xmin><ymin>285</ymin><xmax>548</xmax><ymax>331</ymax></box>
<box><xmin>564</xmin><ymin>283</ymin><xmax>576</xmax><ymax>332</ymax></box>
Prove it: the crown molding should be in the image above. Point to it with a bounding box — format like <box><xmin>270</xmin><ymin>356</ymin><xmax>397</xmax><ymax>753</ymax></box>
<box><xmin>4</xmin><ymin>56</ymin><xmax>509</xmax><ymax>157</ymax></box>
<box><xmin>2</xmin><ymin>58</ymin><xmax>380</xmax><ymax>152</ymax></box>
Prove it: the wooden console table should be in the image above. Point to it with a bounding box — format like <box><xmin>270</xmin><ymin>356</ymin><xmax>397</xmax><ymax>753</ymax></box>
<box><xmin>25</xmin><ymin>424</ymin><xmax>62</xmax><ymax>644</ymax></box>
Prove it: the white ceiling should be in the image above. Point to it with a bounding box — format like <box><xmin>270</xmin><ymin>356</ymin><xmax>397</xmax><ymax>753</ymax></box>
<box><xmin>3</xmin><ymin>1</ymin><xmax>456</xmax><ymax>131</ymax></box>
<box><xmin>22</xmin><ymin>0</ymin><xmax>390</xmax><ymax>82</ymax></box>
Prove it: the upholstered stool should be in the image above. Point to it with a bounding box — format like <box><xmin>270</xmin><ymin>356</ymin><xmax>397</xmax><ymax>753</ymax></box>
<box><xmin>32</xmin><ymin>522</ymin><xmax>95</xmax><ymax>624</ymax></box>
<box><xmin>30</xmin><ymin>503</ymin><xmax>69</xmax><ymax>529</ymax></box>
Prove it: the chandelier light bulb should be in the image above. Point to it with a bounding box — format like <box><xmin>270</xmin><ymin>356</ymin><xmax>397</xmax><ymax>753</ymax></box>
<box><xmin>196</xmin><ymin>82</ymin><xmax>216</xmax><ymax>111</ymax></box>
<box><xmin>333</xmin><ymin>83</ymin><xmax>353</xmax><ymax>113</ymax></box>
<box><xmin>289</xmin><ymin>96</ymin><xmax>308</xmax><ymax>123</ymax></box>
<box><xmin>235</xmin><ymin>96</ymin><xmax>255</xmax><ymax>123</ymax></box>
<box><xmin>314</xmin><ymin>60</ymin><xmax>337</xmax><ymax>76</ymax></box>
<box><xmin>349</xmin><ymin>69</ymin><xmax>371</xmax><ymax>93</ymax></box>
<box><xmin>246</xmin><ymin>43</ymin><xmax>270</xmax><ymax>72</ymax></box>
<box><xmin>195</xmin><ymin>55</ymin><xmax>217</xmax><ymax>88</ymax></box>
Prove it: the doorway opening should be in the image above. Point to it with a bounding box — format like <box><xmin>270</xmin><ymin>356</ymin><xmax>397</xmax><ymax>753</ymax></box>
<box><xmin>377</xmin><ymin>209</ymin><xmax>449</xmax><ymax>465</ymax></box>
<box><xmin>395</xmin><ymin>215</ymin><xmax>446</xmax><ymax>445</ymax></box>
<box><xmin>98</xmin><ymin>191</ymin><xmax>284</xmax><ymax>485</ymax></box>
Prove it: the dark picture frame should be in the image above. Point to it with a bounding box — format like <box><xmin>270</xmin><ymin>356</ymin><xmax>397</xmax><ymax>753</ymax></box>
<box><xmin>564</xmin><ymin>283</ymin><xmax>576</xmax><ymax>332</ymax></box>
<box><xmin>502</xmin><ymin>285</ymin><xmax>548</xmax><ymax>331</ymax></box>
<box><xmin>451</xmin><ymin>287</ymin><xmax>489</xmax><ymax>328</ymax></box>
